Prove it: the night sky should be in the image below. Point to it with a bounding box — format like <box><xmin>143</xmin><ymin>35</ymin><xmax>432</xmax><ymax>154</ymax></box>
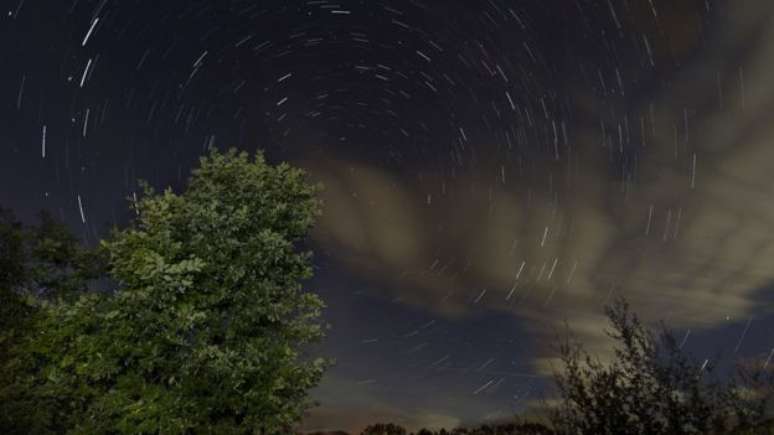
<box><xmin>3</xmin><ymin>0</ymin><xmax>774</xmax><ymax>432</ymax></box>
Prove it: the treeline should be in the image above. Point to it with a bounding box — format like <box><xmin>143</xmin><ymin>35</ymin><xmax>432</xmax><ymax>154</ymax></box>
<box><xmin>353</xmin><ymin>421</ymin><xmax>555</xmax><ymax>434</ymax></box>
<box><xmin>310</xmin><ymin>415</ymin><xmax>774</xmax><ymax>435</ymax></box>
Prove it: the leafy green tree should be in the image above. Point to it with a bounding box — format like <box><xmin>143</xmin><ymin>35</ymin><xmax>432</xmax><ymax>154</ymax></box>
<box><xmin>550</xmin><ymin>297</ymin><xmax>773</xmax><ymax>435</ymax></box>
<box><xmin>6</xmin><ymin>148</ymin><xmax>330</xmax><ymax>434</ymax></box>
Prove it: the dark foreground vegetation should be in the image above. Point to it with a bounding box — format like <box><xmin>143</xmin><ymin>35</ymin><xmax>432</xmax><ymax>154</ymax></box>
<box><xmin>2</xmin><ymin>148</ymin><xmax>773</xmax><ymax>434</ymax></box>
<box><xmin>309</xmin><ymin>298</ymin><xmax>774</xmax><ymax>435</ymax></box>
<box><xmin>312</xmin><ymin>417</ymin><xmax>774</xmax><ymax>435</ymax></box>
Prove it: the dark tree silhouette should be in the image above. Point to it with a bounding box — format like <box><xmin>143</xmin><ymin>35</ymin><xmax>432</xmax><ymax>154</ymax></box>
<box><xmin>550</xmin><ymin>296</ymin><xmax>774</xmax><ymax>435</ymax></box>
<box><xmin>360</xmin><ymin>423</ymin><xmax>408</xmax><ymax>435</ymax></box>
<box><xmin>0</xmin><ymin>207</ymin><xmax>106</xmax><ymax>432</ymax></box>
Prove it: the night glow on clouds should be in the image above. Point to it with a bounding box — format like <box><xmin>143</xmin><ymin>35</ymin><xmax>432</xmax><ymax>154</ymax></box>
<box><xmin>302</xmin><ymin>0</ymin><xmax>774</xmax><ymax>382</ymax></box>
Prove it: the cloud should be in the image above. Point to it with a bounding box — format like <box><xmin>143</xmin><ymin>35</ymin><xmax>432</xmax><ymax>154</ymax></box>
<box><xmin>296</xmin><ymin>0</ymin><xmax>774</xmax><ymax>395</ymax></box>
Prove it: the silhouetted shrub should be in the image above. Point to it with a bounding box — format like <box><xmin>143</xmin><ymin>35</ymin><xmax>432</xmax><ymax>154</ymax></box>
<box><xmin>550</xmin><ymin>297</ymin><xmax>774</xmax><ymax>435</ymax></box>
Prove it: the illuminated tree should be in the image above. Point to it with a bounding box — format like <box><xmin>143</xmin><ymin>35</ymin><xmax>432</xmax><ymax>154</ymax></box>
<box><xmin>4</xmin><ymin>148</ymin><xmax>330</xmax><ymax>434</ymax></box>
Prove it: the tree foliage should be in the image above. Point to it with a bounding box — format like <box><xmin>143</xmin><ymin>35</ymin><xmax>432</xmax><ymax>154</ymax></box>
<box><xmin>0</xmin><ymin>208</ymin><xmax>107</xmax><ymax>432</ymax></box>
<box><xmin>1</xmin><ymin>148</ymin><xmax>330</xmax><ymax>434</ymax></box>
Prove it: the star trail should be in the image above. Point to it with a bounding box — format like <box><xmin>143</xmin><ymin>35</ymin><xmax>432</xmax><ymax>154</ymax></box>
<box><xmin>3</xmin><ymin>0</ymin><xmax>774</xmax><ymax>432</ymax></box>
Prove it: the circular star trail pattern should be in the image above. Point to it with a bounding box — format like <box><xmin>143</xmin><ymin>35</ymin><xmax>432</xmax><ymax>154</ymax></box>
<box><xmin>9</xmin><ymin>0</ymin><xmax>645</xmax><ymax>197</ymax></box>
<box><xmin>5</xmin><ymin>0</ymin><xmax>774</xmax><ymax>431</ymax></box>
